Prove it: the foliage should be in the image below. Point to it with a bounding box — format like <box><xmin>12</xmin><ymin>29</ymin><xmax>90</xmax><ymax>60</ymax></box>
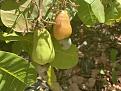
<box><xmin>0</xmin><ymin>0</ymin><xmax>121</xmax><ymax>91</ymax></box>
<box><xmin>0</xmin><ymin>51</ymin><xmax>36</xmax><ymax>91</ymax></box>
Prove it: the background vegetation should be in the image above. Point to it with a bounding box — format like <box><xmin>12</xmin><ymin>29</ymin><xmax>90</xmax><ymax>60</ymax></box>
<box><xmin>0</xmin><ymin>0</ymin><xmax>121</xmax><ymax>91</ymax></box>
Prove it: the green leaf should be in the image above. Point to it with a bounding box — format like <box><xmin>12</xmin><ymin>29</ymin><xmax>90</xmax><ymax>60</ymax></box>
<box><xmin>91</xmin><ymin>0</ymin><xmax>105</xmax><ymax>23</ymax></box>
<box><xmin>0</xmin><ymin>10</ymin><xmax>31</xmax><ymax>32</ymax></box>
<box><xmin>84</xmin><ymin>0</ymin><xmax>94</xmax><ymax>4</ymax></box>
<box><xmin>29</xmin><ymin>0</ymin><xmax>53</xmax><ymax>19</ymax></box>
<box><xmin>112</xmin><ymin>68</ymin><xmax>117</xmax><ymax>83</ymax></box>
<box><xmin>0</xmin><ymin>51</ymin><xmax>36</xmax><ymax>91</ymax></box>
<box><xmin>47</xmin><ymin>66</ymin><xmax>57</xmax><ymax>84</ymax></box>
<box><xmin>0</xmin><ymin>0</ymin><xmax>31</xmax><ymax>32</ymax></box>
<box><xmin>47</xmin><ymin>66</ymin><xmax>62</xmax><ymax>91</ymax></box>
<box><xmin>116</xmin><ymin>3</ymin><xmax>121</xmax><ymax>18</ymax></box>
<box><xmin>110</xmin><ymin>48</ymin><xmax>118</xmax><ymax>63</ymax></box>
<box><xmin>29</xmin><ymin>2</ymin><xmax>39</xmax><ymax>19</ymax></box>
<box><xmin>0</xmin><ymin>32</ymin><xmax>33</xmax><ymax>42</ymax></box>
<box><xmin>110</xmin><ymin>48</ymin><xmax>118</xmax><ymax>84</ymax></box>
<box><xmin>105</xmin><ymin>5</ymin><xmax>118</xmax><ymax>22</ymax></box>
<box><xmin>0</xmin><ymin>73</ymin><xmax>25</xmax><ymax>91</ymax></box>
<box><xmin>51</xmin><ymin>40</ymin><xmax>78</xmax><ymax>69</ymax></box>
<box><xmin>76</xmin><ymin>0</ymin><xmax>96</xmax><ymax>25</ymax></box>
<box><xmin>12</xmin><ymin>41</ymin><xmax>33</xmax><ymax>55</ymax></box>
<box><xmin>19</xmin><ymin>0</ymin><xmax>32</xmax><ymax>11</ymax></box>
<box><xmin>116</xmin><ymin>0</ymin><xmax>121</xmax><ymax>5</ymax></box>
<box><xmin>1</xmin><ymin>0</ymin><xmax>31</xmax><ymax>11</ymax></box>
<box><xmin>0</xmin><ymin>10</ymin><xmax>18</xmax><ymax>27</ymax></box>
<box><xmin>43</xmin><ymin>0</ymin><xmax>52</xmax><ymax>16</ymax></box>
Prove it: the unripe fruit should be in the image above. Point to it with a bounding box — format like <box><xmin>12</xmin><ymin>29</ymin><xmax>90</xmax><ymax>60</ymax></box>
<box><xmin>32</xmin><ymin>28</ymin><xmax>55</xmax><ymax>65</ymax></box>
<box><xmin>54</xmin><ymin>10</ymin><xmax>72</xmax><ymax>40</ymax></box>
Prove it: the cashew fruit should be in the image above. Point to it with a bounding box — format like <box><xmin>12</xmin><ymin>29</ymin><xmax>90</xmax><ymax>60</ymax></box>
<box><xmin>32</xmin><ymin>28</ymin><xmax>55</xmax><ymax>65</ymax></box>
<box><xmin>54</xmin><ymin>10</ymin><xmax>72</xmax><ymax>40</ymax></box>
<box><xmin>59</xmin><ymin>38</ymin><xmax>72</xmax><ymax>50</ymax></box>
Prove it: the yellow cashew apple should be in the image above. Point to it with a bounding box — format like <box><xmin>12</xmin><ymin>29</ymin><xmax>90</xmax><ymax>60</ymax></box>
<box><xmin>54</xmin><ymin>10</ymin><xmax>72</xmax><ymax>40</ymax></box>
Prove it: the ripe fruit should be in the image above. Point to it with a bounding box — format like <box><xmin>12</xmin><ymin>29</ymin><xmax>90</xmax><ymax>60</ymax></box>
<box><xmin>54</xmin><ymin>10</ymin><xmax>72</xmax><ymax>40</ymax></box>
<box><xmin>32</xmin><ymin>28</ymin><xmax>55</xmax><ymax>65</ymax></box>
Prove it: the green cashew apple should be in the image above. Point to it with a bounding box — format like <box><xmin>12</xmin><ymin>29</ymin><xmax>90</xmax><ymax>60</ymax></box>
<box><xmin>32</xmin><ymin>28</ymin><xmax>55</xmax><ymax>65</ymax></box>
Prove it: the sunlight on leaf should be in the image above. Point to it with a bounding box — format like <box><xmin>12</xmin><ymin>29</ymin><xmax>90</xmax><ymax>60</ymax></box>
<box><xmin>91</xmin><ymin>0</ymin><xmax>105</xmax><ymax>23</ymax></box>
<box><xmin>76</xmin><ymin>0</ymin><xmax>97</xmax><ymax>25</ymax></box>
<box><xmin>0</xmin><ymin>51</ymin><xmax>36</xmax><ymax>91</ymax></box>
<box><xmin>47</xmin><ymin>66</ymin><xmax>62</xmax><ymax>91</ymax></box>
<box><xmin>84</xmin><ymin>0</ymin><xmax>94</xmax><ymax>4</ymax></box>
<box><xmin>0</xmin><ymin>0</ymin><xmax>32</xmax><ymax>32</ymax></box>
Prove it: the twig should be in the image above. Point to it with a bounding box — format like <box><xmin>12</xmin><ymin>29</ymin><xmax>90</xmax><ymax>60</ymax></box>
<box><xmin>38</xmin><ymin>0</ymin><xmax>43</xmax><ymax>21</ymax></box>
<box><xmin>68</xmin><ymin>0</ymin><xmax>80</xmax><ymax>7</ymax></box>
<box><xmin>41</xmin><ymin>19</ymin><xmax>56</xmax><ymax>25</ymax></box>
